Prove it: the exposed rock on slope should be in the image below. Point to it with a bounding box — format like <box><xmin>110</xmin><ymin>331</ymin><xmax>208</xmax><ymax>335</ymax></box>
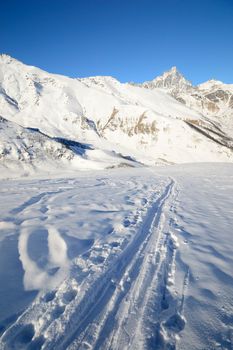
<box><xmin>138</xmin><ymin>67</ymin><xmax>233</xmax><ymax>138</ymax></box>
<box><xmin>0</xmin><ymin>54</ymin><xmax>232</xmax><ymax>176</ymax></box>
<box><xmin>142</xmin><ymin>66</ymin><xmax>192</xmax><ymax>93</ymax></box>
<box><xmin>0</xmin><ymin>116</ymin><xmax>138</xmax><ymax>178</ymax></box>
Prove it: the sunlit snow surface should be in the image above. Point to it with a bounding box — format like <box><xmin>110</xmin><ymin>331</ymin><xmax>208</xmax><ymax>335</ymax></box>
<box><xmin>0</xmin><ymin>164</ymin><xmax>233</xmax><ymax>349</ymax></box>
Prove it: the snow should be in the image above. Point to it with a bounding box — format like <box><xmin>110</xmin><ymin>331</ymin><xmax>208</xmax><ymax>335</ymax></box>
<box><xmin>1</xmin><ymin>55</ymin><xmax>233</xmax><ymax>179</ymax></box>
<box><xmin>198</xmin><ymin>79</ymin><xmax>233</xmax><ymax>92</ymax></box>
<box><xmin>18</xmin><ymin>225</ymin><xmax>70</xmax><ymax>291</ymax></box>
<box><xmin>0</xmin><ymin>164</ymin><xmax>233</xmax><ymax>349</ymax></box>
<box><xmin>142</xmin><ymin>66</ymin><xmax>192</xmax><ymax>92</ymax></box>
<box><xmin>167</xmin><ymin>164</ymin><xmax>233</xmax><ymax>349</ymax></box>
<box><xmin>0</xmin><ymin>55</ymin><xmax>233</xmax><ymax>349</ymax></box>
<box><xmin>0</xmin><ymin>117</ymin><xmax>139</xmax><ymax>179</ymax></box>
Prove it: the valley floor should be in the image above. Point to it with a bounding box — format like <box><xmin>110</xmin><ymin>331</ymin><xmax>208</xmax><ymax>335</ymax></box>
<box><xmin>0</xmin><ymin>164</ymin><xmax>233</xmax><ymax>350</ymax></box>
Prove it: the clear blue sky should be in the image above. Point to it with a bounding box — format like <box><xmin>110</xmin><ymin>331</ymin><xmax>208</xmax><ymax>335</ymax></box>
<box><xmin>1</xmin><ymin>0</ymin><xmax>233</xmax><ymax>84</ymax></box>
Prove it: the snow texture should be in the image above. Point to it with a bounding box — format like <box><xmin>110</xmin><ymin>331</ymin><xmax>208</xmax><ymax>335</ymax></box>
<box><xmin>0</xmin><ymin>165</ymin><xmax>233</xmax><ymax>349</ymax></box>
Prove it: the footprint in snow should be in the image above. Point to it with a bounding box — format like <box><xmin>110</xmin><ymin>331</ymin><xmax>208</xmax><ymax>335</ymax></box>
<box><xmin>164</xmin><ymin>313</ymin><xmax>186</xmax><ymax>333</ymax></box>
<box><xmin>51</xmin><ymin>305</ymin><xmax>66</xmax><ymax>319</ymax></box>
<box><xmin>110</xmin><ymin>241</ymin><xmax>120</xmax><ymax>248</ymax></box>
<box><xmin>123</xmin><ymin>219</ymin><xmax>131</xmax><ymax>227</ymax></box>
<box><xmin>62</xmin><ymin>289</ymin><xmax>77</xmax><ymax>304</ymax></box>
<box><xmin>43</xmin><ymin>290</ymin><xmax>56</xmax><ymax>303</ymax></box>
<box><xmin>8</xmin><ymin>323</ymin><xmax>35</xmax><ymax>349</ymax></box>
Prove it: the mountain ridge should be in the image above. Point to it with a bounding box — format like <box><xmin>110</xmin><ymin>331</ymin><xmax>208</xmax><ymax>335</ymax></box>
<box><xmin>2</xmin><ymin>53</ymin><xmax>231</xmax><ymax>88</ymax></box>
<box><xmin>0</xmin><ymin>54</ymin><xmax>232</xmax><ymax>178</ymax></box>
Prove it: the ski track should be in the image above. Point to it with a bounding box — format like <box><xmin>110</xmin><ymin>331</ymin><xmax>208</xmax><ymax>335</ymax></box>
<box><xmin>0</xmin><ymin>176</ymin><xmax>188</xmax><ymax>350</ymax></box>
<box><xmin>66</xmin><ymin>179</ymin><xmax>186</xmax><ymax>350</ymax></box>
<box><xmin>55</xmin><ymin>181</ymin><xmax>176</xmax><ymax>350</ymax></box>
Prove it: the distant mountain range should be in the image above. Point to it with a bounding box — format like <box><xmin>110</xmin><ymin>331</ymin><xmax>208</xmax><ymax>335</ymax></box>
<box><xmin>0</xmin><ymin>54</ymin><xmax>232</xmax><ymax>178</ymax></box>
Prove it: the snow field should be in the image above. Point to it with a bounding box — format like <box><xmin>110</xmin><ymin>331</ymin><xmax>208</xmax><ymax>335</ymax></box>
<box><xmin>0</xmin><ymin>164</ymin><xmax>232</xmax><ymax>349</ymax></box>
<box><xmin>0</xmin><ymin>172</ymin><xmax>165</xmax><ymax>349</ymax></box>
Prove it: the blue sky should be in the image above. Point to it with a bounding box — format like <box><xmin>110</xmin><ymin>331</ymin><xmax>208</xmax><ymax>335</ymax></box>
<box><xmin>1</xmin><ymin>0</ymin><xmax>233</xmax><ymax>84</ymax></box>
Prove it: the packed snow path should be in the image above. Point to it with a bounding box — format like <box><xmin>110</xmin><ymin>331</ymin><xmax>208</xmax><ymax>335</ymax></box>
<box><xmin>0</xmin><ymin>164</ymin><xmax>233</xmax><ymax>349</ymax></box>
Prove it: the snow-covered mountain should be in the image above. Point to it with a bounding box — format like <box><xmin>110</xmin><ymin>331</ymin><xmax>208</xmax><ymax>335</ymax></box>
<box><xmin>141</xmin><ymin>66</ymin><xmax>192</xmax><ymax>93</ymax></box>
<box><xmin>1</xmin><ymin>56</ymin><xmax>233</xmax><ymax>349</ymax></box>
<box><xmin>0</xmin><ymin>54</ymin><xmax>232</xmax><ymax>177</ymax></box>
<box><xmin>139</xmin><ymin>66</ymin><xmax>233</xmax><ymax>137</ymax></box>
<box><xmin>0</xmin><ymin>116</ymin><xmax>138</xmax><ymax>178</ymax></box>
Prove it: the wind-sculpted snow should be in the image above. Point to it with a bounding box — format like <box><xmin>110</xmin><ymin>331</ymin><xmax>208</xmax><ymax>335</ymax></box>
<box><xmin>0</xmin><ymin>164</ymin><xmax>233</xmax><ymax>349</ymax></box>
<box><xmin>18</xmin><ymin>226</ymin><xmax>70</xmax><ymax>291</ymax></box>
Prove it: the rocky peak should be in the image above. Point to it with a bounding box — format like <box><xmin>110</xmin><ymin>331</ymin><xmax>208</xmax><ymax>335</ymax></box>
<box><xmin>169</xmin><ymin>66</ymin><xmax>179</xmax><ymax>73</ymax></box>
<box><xmin>142</xmin><ymin>67</ymin><xmax>192</xmax><ymax>93</ymax></box>
<box><xmin>0</xmin><ymin>54</ymin><xmax>20</xmax><ymax>66</ymax></box>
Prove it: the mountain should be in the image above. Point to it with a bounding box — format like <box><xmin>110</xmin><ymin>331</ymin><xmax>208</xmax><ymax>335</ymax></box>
<box><xmin>0</xmin><ymin>54</ymin><xmax>232</xmax><ymax>177</ymax></box>
<box><xmin>142</xmin><ymin>66</ymin><xmax>192</xmax><ymax>93</ymax></box>
<box><xmin>0</xmin><ymin>116</ymin><xmax>138</xmax><ymax>178</ymax></box>
<box><xmin>138</xmin><ymin>67</ymin><xmax>233</xmax><ymax>137</ymax></box>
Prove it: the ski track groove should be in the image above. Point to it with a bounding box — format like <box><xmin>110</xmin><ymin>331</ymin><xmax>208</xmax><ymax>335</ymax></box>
<box><xmin>91</xmin><ymin>182</ymin><xmax>176</xmax><ymax>350</ymax></box>
<box><xmin>92</xmin><ymin>179</ymin><xmax>183</xmax><ymax>350</ymax></box>
<box><xmin>54</xmin><ymin>179</ymin><xmax>180</xmax><ymax>350</ymax></box>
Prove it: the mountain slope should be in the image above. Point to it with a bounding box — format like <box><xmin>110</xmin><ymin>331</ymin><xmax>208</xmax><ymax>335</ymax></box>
<box><xmin>0</xmin><ymin>116</ymin><xmax>138</xmax><ymax>178</ymax></box>
<box><xmin>0</xmin><ymin>54</ymin><xmax>232</xmax><ymax>177</ymax></box>
<box><xmin>138</xmin><ymin>66</ymin><xmax>233</xmax><ymax>139</ymax></box>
